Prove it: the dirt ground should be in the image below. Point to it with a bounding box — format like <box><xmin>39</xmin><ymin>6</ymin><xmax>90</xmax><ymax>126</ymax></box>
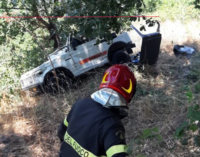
<box><xmin>0</xmin><ymin>20</ymin><xmax>200</xmax><ymax>157</ymax></box>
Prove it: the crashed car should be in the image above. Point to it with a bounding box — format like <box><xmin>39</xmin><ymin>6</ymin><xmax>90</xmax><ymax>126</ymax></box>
<box><xmin>20</xmin><ymin>31</ymin><xmax>136</xmax><ymax>94</ymax></box>
<box><xmin>20</xmin><ymin>25</ymin><xmax>162</xmax><ymax>94</ymax></box>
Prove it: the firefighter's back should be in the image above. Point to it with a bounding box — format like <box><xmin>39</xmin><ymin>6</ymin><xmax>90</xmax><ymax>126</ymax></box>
<box><xmin>60</xmin><ymin>98</ymin><xmax>125</xmax><ymax>157</ymax></box>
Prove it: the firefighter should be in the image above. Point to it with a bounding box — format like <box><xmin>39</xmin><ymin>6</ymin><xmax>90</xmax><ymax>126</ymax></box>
<box><xmin>57</xmin><ymin>64</ymin><xmax>137</xmax><ymax>157</ymax></box>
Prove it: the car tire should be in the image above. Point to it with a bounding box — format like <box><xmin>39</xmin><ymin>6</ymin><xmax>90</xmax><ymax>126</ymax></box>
<box><xmin>111</xmin><ymin>51</ymin><xmax>131</xmax><ymax>65</ymax></box>
<box><xmin>46</xmin><ymin>73</ymin><xmax>72</xmax><ymax>94</ymax></box>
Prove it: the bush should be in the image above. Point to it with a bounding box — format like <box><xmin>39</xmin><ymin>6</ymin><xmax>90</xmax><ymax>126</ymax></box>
<box><xmin>145</xmin><ymin>0</ymin><xmax>200</xmax><ymax>22</ymax></box>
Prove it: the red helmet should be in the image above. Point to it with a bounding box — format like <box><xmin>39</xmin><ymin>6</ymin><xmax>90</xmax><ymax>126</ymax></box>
<box><xmin>99</xmin><ymin>64</ymin><xmax>137</xmax><ymax>103</ymax></box>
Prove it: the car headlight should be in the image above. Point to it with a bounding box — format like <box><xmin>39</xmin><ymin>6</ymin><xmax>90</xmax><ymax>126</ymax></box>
<box><xmin>35</xmin><ymin>67</ymin><xmax>47</xmax><ymax>75</ymax></box>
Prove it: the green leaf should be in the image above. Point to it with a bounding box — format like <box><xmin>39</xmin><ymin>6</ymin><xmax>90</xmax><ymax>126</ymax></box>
<box><xmin>185</xmin><ymin>91</ymin><xmax>193</xmax><ymax>103</ymax></box>
<box><xmin>50</xmin><ymin>40</ymin><xmax>54</xmax><ymax>47</ymax></box>
<box><xmin>9</xmin><ymin>87</ymin><xmax>14</xmax><ymax>94</ymax></box>
<box><xmin>135</xmin><ymin>139</ymin><xmax>142</xmax><ymax>145</ymax></box>
<box><xmin>152</xmin><ymin>127</ymin><xmax>159</xmax><ymax>132</ymax></box>
<box><xmin>141</xmin><ymin>128</ymin><xmax>152</xmax><ymax>139</ymax></box>
<box><xmin>195</xmin><ymin>84</ymin><xmax>200</xmax><ymax>94</ymax></box>
<box><xmin>194</xmin><ymin>105</ymin><xmax>200</xmax><ymax>111</ymax></box>
<box><xmin>194</xmin><ymin>135</ymin><xmax>200</xmax><ymax>147</ymax></box>
<box><xmin>175</xmin><ymin>121</ymin><xmax>189</xmax><ymax>138</ymax></box>
<box><xmin>125</xmin><ymin>145</ymin><xmax>133</xmax><ymax>155</ymax></box>
<box><xmin>187</xmin><ymin>106</ymin><xmax>200</xmax><ymax>121</ymax></box>
<box><xmin>189</xmin><ymin>124</ymin><xmax>198</xmax><ymax>132</ymax></box>
<box><xmin>157</xmin><ymin>134</ymin><xmax>162</xmax><ymax>141</ymax></box>
<box><xmin>95</xmin><ymin>39</ymin><xmax>100</xmax><ymax>45</ymax></box>
<box><xmin>190</xmin><ymin>112</ymin><xmax>200</xmax><ymax>121</ymax></box>
<box><xmin>180</xmin><ymin>138</ymin><xmax>190</xmax><ymax>145</ymax></box>
<box><xmin>188</xmin><ymin>106</ymin><xmax>193</xmax><ymax>118</ymax></box>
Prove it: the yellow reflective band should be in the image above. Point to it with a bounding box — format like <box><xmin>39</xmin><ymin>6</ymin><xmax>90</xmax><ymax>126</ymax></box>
<box><xmin>64</xmin><ymin>132</ymin><xmax>106</xmax><ymax>157</ymax></box>
<box><xmin>122</xmin><ymin>79</ymin><xmax>132</xmax><ymax>94</ymax></box>
<box><xmin>101</xmin><ymin>72</ymin><xmax>109</xmax><ymax>83</ymax></box>
<box><xmin>106</xmin><ymin>144</ymin><xmax>127</xmax><ymax>157</ymax></box>
<box><xmin>63</xmin><ymin>117</ymin><xmax>68</xmax><ymax>127</ymax></box>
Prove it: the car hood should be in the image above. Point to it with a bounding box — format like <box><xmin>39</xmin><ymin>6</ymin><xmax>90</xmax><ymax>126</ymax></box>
<box><xmin>20</xmin><ymin>61</ymin><xmax>50</xmax><ymax>79</ymax></box>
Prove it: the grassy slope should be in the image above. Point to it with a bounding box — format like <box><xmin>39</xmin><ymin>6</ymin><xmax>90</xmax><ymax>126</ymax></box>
<box><xmin>126</xmin><ymin>21</ymin><xmax>200</xmax><ymax>156</ymax></box>
<box><xmin>0</xmin><ymin>20</ymin><xmax>200</xmax><ymax>156</ymax></box>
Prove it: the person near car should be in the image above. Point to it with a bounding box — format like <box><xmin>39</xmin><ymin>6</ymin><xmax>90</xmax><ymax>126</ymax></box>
<box><xmin>57</xmin><ymin>64</ymin><xmax>137</xmax><ymax>157</ymax></box>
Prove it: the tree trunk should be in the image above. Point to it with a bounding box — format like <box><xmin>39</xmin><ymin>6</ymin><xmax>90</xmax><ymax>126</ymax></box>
<box><xmin>48</xmin><ymin>22</ymin><xmax>61</xmax><ymax>49</ymax></box>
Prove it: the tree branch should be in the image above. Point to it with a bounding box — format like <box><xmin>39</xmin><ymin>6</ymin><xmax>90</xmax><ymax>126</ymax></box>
<box><xmin>30</xmin><ymin>1</ymin><xmax>49</xmax><ymax>28</ymax></box>
<box><xmin>13</xmin><ymin>18</ymin><xmax>36</xmax><ymax>38</ymax></box>
<box><xmin>32</xmin><ymin>26</ymin><xmax>41</xmax><ymax>31</ymax></box>
<box><xmin>41</xmin><ymin>0</ymin><xmax>52</xmax><ymax>23</ymax></box>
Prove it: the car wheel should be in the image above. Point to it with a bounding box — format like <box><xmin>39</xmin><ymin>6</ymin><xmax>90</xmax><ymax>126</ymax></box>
<box><xmin>111</xmin><ymin>51</ymin><xmax>131</xmax><ymax>65</ymax></box>
<box><xmin>46</xmin><ymin>73</ymin><xmax>72</xmax><ymax>94</ymax></box>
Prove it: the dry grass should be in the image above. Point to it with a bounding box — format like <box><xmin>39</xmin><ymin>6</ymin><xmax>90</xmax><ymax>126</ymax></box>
<box><xmin>0</xmin><ymin>20</ymin><xmax>200</xmax><ymax>157</ymax></box>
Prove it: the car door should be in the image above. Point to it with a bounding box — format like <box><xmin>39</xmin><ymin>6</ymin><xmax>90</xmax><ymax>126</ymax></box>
<box><xmin>70</xmin><ymin>39</ymin><xmax>102</xmax><ymax>73</ymax></box>
<box><xmin>96</xmin><ymin>41</ymin><xmax>110</xmax><ymax>64</ymax></box>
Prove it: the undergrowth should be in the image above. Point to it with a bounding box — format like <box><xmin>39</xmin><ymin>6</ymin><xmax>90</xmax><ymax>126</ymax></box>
<box><xmin>144</xmin><ymin>0</ymin><xmax>200</xmax><ymax>22</ymax></box>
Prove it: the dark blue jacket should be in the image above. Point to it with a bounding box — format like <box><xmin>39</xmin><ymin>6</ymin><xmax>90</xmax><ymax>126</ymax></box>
<box><xmin>58</xmin><ymin>98</ymin><xmax>128</xmax><ymax>157</ymax></box>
